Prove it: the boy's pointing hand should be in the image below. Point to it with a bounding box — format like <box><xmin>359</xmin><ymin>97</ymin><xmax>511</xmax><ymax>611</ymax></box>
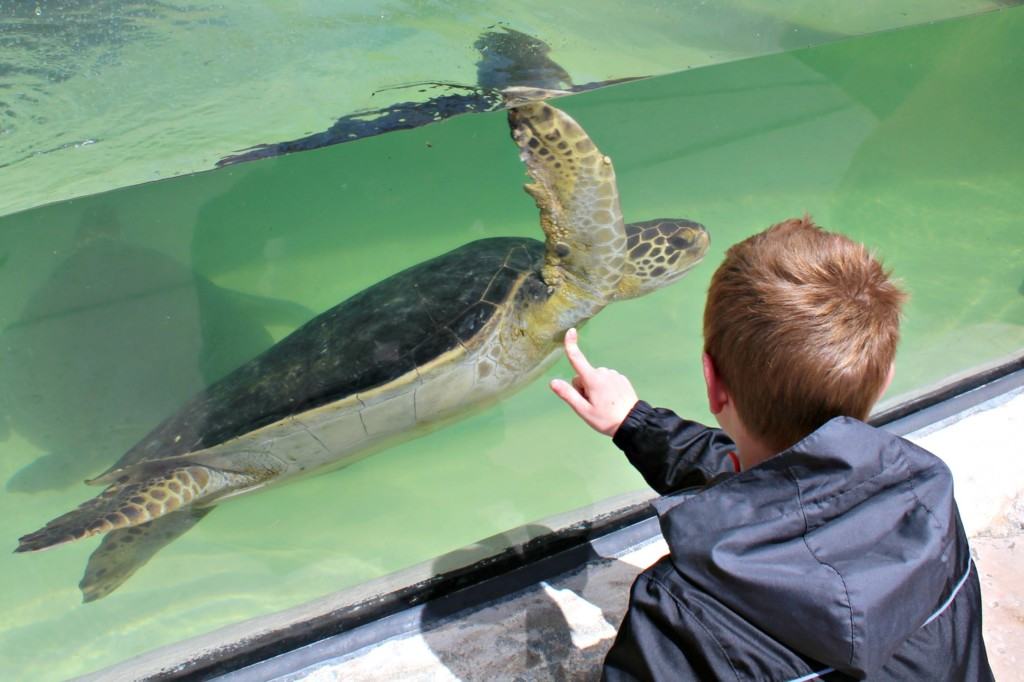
<box><xmin>550</xmin><ymin>328</ymin><xmax>639</xmax><ymax>437</ymax></box>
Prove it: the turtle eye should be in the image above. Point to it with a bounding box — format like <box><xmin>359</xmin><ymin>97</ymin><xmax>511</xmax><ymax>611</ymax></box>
<box><xmin>669</xmin><ymin>233</ymin><xmax>695</xmax><ymax>250</ymax></box>
<box><xmin>666</xmin><ymin>222</ymin><xmax>709</xmax><ymax>253</ymax></box>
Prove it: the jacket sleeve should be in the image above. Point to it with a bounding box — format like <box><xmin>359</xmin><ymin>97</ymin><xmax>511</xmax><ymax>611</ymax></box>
<box><xmin>612</xmin><ymin>400</ymin><xmax>737</xmax><ymax>495</ymax></box>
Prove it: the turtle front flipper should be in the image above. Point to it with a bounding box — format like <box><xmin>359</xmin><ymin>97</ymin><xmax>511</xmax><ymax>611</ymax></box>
<box><xmin>79</xmin><ymin>507</ymin><xmax>213</xmax><ymax>602</ymax></box>
<box><xmin>501</xmin><ymin>86</ymin><xmax>573</xmax><ymax>107</ymax></box>
<box><xmin>506</xmin><ymin>91</ymin><xmax>625</xmax><ymax>301</ymax></box>
<box><xmin>16</xmin><ymin>461</ymin><xmax>264</xmax><ymax>552</ymax></box>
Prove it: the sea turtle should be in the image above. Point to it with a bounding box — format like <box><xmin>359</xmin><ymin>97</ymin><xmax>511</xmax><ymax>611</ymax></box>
<box><xmin>17</xmin><ymin>89</ymin><xmax>709</xmax><ymax>601</ymax></box>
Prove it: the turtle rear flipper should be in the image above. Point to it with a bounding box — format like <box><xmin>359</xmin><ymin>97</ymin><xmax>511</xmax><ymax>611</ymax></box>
<box><xmin>80</xmin><ymin>507</ymin><xmax>213</xmax><ymax>602</ymax></box>
<box><xmin>16</xmin><ymin>463</ymin><xmax>261</xmax><ymax>553</ymax></box>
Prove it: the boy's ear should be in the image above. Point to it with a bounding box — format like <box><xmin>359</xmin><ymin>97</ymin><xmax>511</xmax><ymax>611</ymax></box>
<box><xmin>879</xmin><ymin>363</ymin><xmax>896</xmax><ymax>400</ymax></box>
<box><xmin>702</xmin><ymin>352</ymin><xmax>728</xmax><ymax>415</ymax></box>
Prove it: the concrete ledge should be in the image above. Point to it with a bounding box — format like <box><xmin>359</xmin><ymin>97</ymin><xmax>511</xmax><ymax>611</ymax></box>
<box><xmin>79</xmin><ymin>490</ymin><xmax>659</xmax><ymax>681</ymax></box>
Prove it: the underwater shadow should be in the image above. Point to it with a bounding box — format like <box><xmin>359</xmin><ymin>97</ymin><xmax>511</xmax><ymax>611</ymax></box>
<box><xmin>420</xmin><ymin>523</ymin><xmax>633</xmax><ymax>681</ymax></box>
<box><xmin>2</xmin><ymin>203</ymin><xmax>312</xmax><ymax>492</ymax></box>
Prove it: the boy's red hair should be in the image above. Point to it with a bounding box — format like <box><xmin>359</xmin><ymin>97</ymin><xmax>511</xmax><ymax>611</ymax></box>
<box><xmin>703</xmin><ymin>216</ymin><xmax>908</xmax><ymax>451</ymax></box>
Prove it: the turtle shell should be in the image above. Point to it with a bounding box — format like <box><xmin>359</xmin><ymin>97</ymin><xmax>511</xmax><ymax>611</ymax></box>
<box><xmin>111</xmin><ymin>237</ymin><xmax>544</xmax><ymax>468</ymax></box>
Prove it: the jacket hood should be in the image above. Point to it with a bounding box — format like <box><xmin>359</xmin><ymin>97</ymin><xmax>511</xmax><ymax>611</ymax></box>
<box><xmin>654</xmin><ymin>416</ymin><xmax>969</xmax><ymax>678</ymax></box>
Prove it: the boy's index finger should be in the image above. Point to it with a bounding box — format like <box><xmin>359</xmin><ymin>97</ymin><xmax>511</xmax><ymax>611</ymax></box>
<box><xmin>563</xmin><ymin>328</ymin><xmax>595</xmax><ymax>377</ymax></box>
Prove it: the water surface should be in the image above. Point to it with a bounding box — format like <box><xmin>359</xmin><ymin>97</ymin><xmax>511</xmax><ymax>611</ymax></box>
<box><xmin>0</xmin><ymin>0</ymin><xmax>1008</xmax><ymax>216</ymax></box>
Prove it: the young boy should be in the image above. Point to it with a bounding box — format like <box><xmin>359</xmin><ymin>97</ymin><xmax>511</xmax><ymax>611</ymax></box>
<box><xmin>551</xmin><ymin>217</ymin><xmax>993</xmax><ymax>681</ymax></box>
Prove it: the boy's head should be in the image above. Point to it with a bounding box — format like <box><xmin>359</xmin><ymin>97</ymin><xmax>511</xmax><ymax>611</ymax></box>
<box><xmin>703</xmin><ymin>216</ymin><xmax>907</xmax><ymax>452</ymax></box>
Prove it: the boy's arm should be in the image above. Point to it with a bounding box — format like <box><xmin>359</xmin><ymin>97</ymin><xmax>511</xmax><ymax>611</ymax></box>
<box><xmin>612</xmin><ymin>400</ymin><xmax>737</xmax><ymax>495</ymax></box>
<box><xmin>550</xmin><ymin>329</ymin><xmax>738</xmax><ymax>495</ymax></box>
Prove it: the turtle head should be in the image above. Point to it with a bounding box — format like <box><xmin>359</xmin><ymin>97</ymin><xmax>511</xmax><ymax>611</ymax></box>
<box><xmin>614</xmin><ymin>219</ymin><xmax>709</xmax><ymax>300</ymax></box>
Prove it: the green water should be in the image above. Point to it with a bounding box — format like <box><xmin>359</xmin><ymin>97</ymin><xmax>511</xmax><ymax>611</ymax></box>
<box><xmin>0</xmin><ymin>0</ymin><xmax>1007</xmax><ymax>217</ymax></box>
<box><xmin>1</xmin><ymin>8</ymin><xmax>1023</xmax><ymax>679</ymax></box>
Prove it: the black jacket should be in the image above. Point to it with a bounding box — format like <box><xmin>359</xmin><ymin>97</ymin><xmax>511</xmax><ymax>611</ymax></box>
<box><xmin>604</xmin><ymin>401</ymin><xmax>993</xmax><ymax>681</ymax></box>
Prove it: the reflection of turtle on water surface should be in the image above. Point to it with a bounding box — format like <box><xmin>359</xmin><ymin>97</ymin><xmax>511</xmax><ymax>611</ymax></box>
<box><xmin>17</xmin><ymin>89</ymin><xmax>710</xmax><ymax>601</ymax></box>
<box><xmin>216</xmin><ymin>27</ymin><xmax>637</xmax><ymax>167</ymax></box>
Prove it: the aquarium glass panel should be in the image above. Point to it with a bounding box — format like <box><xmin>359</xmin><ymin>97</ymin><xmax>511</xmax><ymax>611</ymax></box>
<box><xmin>0</xmin><ymin>0</ymin><xmax>1009</xmax><ymax>217</ymax></box>
<box><xmin>1</xmin><ymin>6</ymin><xmax>1023</xmax><ymax>680</ymax></box>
